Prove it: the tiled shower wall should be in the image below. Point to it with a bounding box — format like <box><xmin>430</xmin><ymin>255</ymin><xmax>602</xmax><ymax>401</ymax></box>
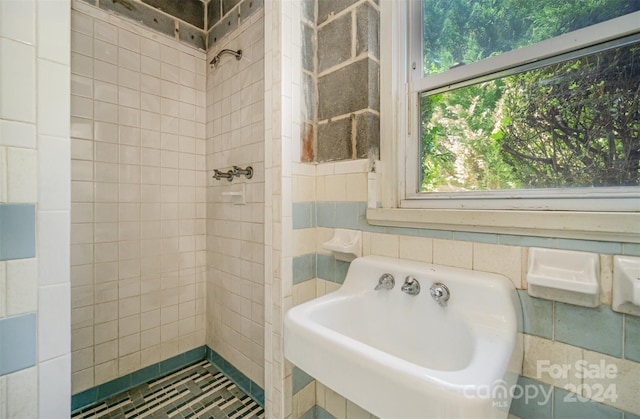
<box><xmin>0</xmin><ymin>0</ymin><xmax>72</xmax><ymax>417</ymax></box>
<box><xmin>70</xmin><ymin>0</ymin><xmax>207</xmax><ymax>394</ymax></box>
<box><xmin>289</xmin><ymin>160</ymin><xmax>640</xmax><ymax>419</ymax></box>
<box><xmin>205</xmin><ymin>8</ymin><xmax>265</xmax><ymax>389</ymax></box>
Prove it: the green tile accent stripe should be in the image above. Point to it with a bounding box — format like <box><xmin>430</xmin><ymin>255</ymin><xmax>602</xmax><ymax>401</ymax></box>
<box><xmin>555</xmin><ymin>303</ymin><xmax>623</xmax><ymax>357</ymax></box>
<box><xmin>517</xmin><ymin>290</ymin><xmax>553</xmax><ymax>339</ymax></box>
<box><xmin>300</xmin><ymin>405</ymin><xmax>336</xmax><ymax>419</ymax></box>
<box><xmin>624</xmin><ymin>314</ymin><xmax>640</xmax><ymax>363</ymax></box>
<box><xmin>71</xmin><ymin>346</ymin><xmax>206</xmax><ymax>413</ymax></box>
<box><xmin>292</xmin><ymin>366</ymin><xmax>314</xmax><ymax>394</ymax></box>
<box><xmin>0</xmin><ymin>313</ymin><xmax>37</xmax><ymax>376</ymax></box>
<box><xmin>316</xmin><ymin>253</ymin><xmax>350</xmax><ymax>284</ymax></box>
<box><xmin>0</xmin><ymin>204</ymin><xmax>36</xmax><ymax>261</ymax></box>
<box><xmin>293</xmin><ymin>202</ymin><xmax>316</xmax><ymax>229</ymax></box>
<box><xmin>293</xmin><ymin>253</ymin><xmax>316</xmax><ymax>285</ymax></box>
<box><xmin>206</xmin><ymin>346</ymin><xmax>264</xmax><ymax>407</ymax></box>
<box><xmin>293</xmin><ymin>200</ymin><xmax>637</xmax><ymax>254</ymax></box>
<box><xmin>508</xmin><ymin>376</ymin><xmax>553</xmax><ymax>419</ymax></box>
<box><xmin>553</xmin><ymin>387</ymin><xmax>622</xmax><ymax>419</ymax></box>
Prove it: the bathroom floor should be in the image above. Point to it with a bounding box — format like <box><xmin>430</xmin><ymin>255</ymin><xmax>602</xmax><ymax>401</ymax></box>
<box><xmin>71</xmin><ymin>360</ymin><xmax>265</xmax><ymax>419</ymax></box>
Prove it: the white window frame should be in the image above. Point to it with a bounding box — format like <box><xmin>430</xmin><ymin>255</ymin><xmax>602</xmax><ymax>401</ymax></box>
<box><xmin>372</xmin><ymin>0</ymin><xmax>640</xmax><ymax>242</ymax></box>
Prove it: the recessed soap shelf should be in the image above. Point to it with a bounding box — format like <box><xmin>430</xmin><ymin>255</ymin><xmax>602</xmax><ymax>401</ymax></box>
<box><xmin>527</xmin><ymin>248</ymin><xmax>600</xmax><ymax>307</ymax></box>
<box><xmin>322</xmin><ymin>229</ymin><xmax>362</xmax><ymax>262</ymax></box>
<box><xmin>221</xmin><ymin>183</ymin><xmax>245</xmax><ymax>205</ymax></box>
<box><xmin>612</xmin><ymin>255</ymin><xmax>640</xmax><ymax>316</ymax></box>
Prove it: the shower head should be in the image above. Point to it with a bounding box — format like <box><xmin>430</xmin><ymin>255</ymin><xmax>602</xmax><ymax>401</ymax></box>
<box><xmin>210</xmin><ymin>55</ymin><xmax>221</xmax><ymax>69</ymax></box>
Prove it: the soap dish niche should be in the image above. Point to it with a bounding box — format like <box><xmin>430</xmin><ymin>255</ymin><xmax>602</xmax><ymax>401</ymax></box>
<box><xmin>322</xmin><ymin>229</ymin><xmax>362</xmax><ymax>262</ymax></box>
<box><xmin>527</xmin><ymin>248</ymin><xmax>600</xmax><ymax>307</ymax></box>
<box><xmin>612</xmin><ymin>255</ymin><xmax>640</xmax><ymax>316</ymax></box>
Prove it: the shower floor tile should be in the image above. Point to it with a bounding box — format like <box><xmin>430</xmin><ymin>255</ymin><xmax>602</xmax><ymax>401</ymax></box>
<box><xmin>72</xmin><ymin>360</ymin><xmax>265</xmax><ymax>419</ymax></box>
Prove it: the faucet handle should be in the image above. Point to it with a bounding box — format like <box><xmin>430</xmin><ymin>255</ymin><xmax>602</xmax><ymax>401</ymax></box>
<box><xmin>375</xmin><ymin>273</ymin><xmax>395</xmax><ymax>290</ymax></box>
<box><xmin>429</xmin><ymin>282</ymin><xmax>450</xmax><ymax>307</ymax></box>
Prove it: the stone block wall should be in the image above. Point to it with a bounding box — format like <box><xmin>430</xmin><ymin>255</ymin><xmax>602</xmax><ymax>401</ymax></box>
<box><xmin>301</xmin><ymin>0</ymin><xmax>316</xmax><ymax>162</ymax></box>
<box><xmin>301</xmin><ymin>0</ymin><xmax>380</xmax><ymax>163</ymax></box>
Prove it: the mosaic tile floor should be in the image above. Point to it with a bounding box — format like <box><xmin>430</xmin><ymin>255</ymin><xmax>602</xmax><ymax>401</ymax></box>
<box><xmin>72</xmin><ymin>360</ymin><xmax>265</xmax><ymax>419</ymax></box>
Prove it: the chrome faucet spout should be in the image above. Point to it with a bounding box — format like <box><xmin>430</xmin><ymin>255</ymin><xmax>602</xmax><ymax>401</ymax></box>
<box><xmin>401</xmin><ymin>276</ymin><xmax>420</xmax><ymax>295</ymax></box>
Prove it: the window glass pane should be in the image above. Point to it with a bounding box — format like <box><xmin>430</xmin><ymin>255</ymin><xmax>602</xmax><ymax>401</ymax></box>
<box><xmin>419</xmin><ymin>41</ymin><xmax>640</xmax><ymax>193</ymax></box>
<box><xmin>422</xmin><ymin>0</ymin><xmax>640</xmax><ymax>76</ymax></box>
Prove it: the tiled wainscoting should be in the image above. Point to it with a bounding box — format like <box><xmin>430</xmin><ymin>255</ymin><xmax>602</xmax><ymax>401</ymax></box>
<box><xmin>287</xmin><ymin>160</ymin><xmax>640</xmax><ymax>419</ymax></box>
<box><xmin>1</xmin><ymin>0</ymin><xmax>72</xmax><ymax>416</ymax></box>
<box><xmin>72</xmin><ymin>345</ymin><xmax>264</xmax><ymax>413</ymax></box>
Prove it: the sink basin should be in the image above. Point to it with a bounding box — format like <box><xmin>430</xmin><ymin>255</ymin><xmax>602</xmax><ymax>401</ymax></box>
<box><xmin>284</xmin><ymin>255</ymin><xmax>523</xmax><ymax>418</ymax></box>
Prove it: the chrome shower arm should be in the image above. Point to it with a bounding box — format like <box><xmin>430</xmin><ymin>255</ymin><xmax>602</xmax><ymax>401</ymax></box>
<box><xmin>210</xmin><ymin>49</ymin><xmax>243</xmax><ymax>69</ymax></box>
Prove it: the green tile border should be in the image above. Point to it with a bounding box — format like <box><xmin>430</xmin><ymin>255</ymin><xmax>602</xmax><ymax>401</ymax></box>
<box><xmin>206</xmin><ymin>346</ymin><xmax>264</xmax><ymax>407</ymax></box>
<box><xmin>0</xmin><ymin>313</ymin><xmax>37</xmax><ymax>376</ymax></box>
<box><xmin>508</xmin><ymin>376</ymin><xmax>553</xmax><ymax>419</ymax></box>
<box><xmin>71</xmin><ymin>345</ymin><xmax>264</xmax><ymax>413</ymax></box>
<box><xmin>293</xmin><ymin>253</ymin><xmax>316</xmax><ymax>285</ymax></box>
<box><xmin>554</xmin><ymin>303</ymin><xmax>623</xmax><ymax>358</ymax></box>
<box><xmin>0</xmin><ymin>204</ymin><xmax>36</xmax><ymax>261</ymax></box>
<box><xmin>517</xmin><ymin>290</ymin><xmax>553</xmax><ymax>339</ymax></box>
<box><xmin>300</xmin><ymin>405</ymin><xmax>336</xmax><ymax>419</ymax></box>
<box><xmin>71</xmin><ymin>346</ymin><xmax>206</xmax><ymax>413</ymax></box>
<box><xmin>553</xmin><ymin>387</ymin><xmax>622</xmax><ymax>419</ymax></box>
<box><xmin>292</xmin><ymin>366</ymin><xmax>314</xmax><ymax>394</ymax></box>
<box><xmin>293</xmin><ymin>200</ymin><xmax>637</xmax><ymax>254</ymax></box>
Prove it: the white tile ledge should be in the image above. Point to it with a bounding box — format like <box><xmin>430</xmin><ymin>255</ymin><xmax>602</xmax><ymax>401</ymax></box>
<box><xmin>367</xmin><ymin>207</ymin><xmax>640</xmax><ymax>243</ymax></box>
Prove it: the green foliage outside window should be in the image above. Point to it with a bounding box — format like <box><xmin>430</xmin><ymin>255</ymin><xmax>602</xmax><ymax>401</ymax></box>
<box><xmin>419</xmin><ymin>0</ymin><xmax>640</xmax><ymax>192</ymax></box>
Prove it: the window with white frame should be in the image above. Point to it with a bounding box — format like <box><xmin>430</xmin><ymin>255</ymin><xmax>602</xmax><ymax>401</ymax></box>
<box><xmin>405</xmin><ymin>0</ymin><xmax>640</xmax><ymax>210</ymax></box>
<box><xmin>398</xmin><ymin>0</ymin><xmax>640</xmax><ymax>212</ymax></box>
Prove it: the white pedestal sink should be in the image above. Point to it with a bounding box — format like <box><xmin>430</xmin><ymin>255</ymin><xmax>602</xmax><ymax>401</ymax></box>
<box><xmin>284</xmin><ymin>255</ymin><xmax>523</xmax><ymax>419</ymax></box>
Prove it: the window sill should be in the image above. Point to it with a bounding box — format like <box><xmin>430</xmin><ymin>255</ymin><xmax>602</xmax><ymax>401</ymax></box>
<box><xmin>366</xmin><ymin>207</ymin><xmax>640</xmax><ymax>243</ymax></box>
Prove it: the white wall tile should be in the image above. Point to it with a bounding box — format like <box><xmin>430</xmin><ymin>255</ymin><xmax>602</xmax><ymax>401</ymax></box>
<box><xmin>399</xmin><ymin>236</ymin><xmax>433</xmax><ymax>263</ymax></box>
<box><xmin>473</xmin><ymin>243</ymin><xmax>522</xmax><ymax>289</ymax></box>
<box><xmin>0</xmin><ymin>39</ymin><xmax>36</xmax><ymax>123</ymax></box>
<box><xmin>0</xmin><ymin>0</ymin><xmax>35</xmax><ymax>44</ymax></box>
<box><xmin>37</xmin><ymin>0</ymin><xmax>71</xmax><ymax>65</ymax></box>
<box><xmin>38</xmin><ymin>136</ymin><xmax>71</xmax><ymax>210</ymax></box>
<box><xmin>71</xmin><ymin>52</ymin><xmax>93</xmax><ymax>77</ymax></box>
<box><xmin>433</xmin><ymin>239</ymin><xmax>473</xmax><ymax>269</ymax></box>
<box><xmin>0</xmin><ymin>120</ymin><xmax>37</xmax><ymax>148</ymax></box>
<box><xmin>71</xmin><ymin>31</ymin><xmax>93</xmax><ymax>57</ymax></box>
<box><xmin>6</xmin><ymin>367</ymin><xmax>38</xmax><ymax>419</ymax></box>
<box><xmin>38</xmin><ymin>354</ymin><xmax>71</xmax><ymax>419</ymax></box>
<box><xmin>37</xmin><ymin>59</ymin><xmax>70</xmax><ymax>137</ymax></box>
<box><xmin>39</xmin><ymin>283</ymin><xmax>71</xmax><ymax>361</ymax></box>
<box><xmin>94</xmin><ymin>20</ymin><xmax>117</xmax><ymax>44</ymax></box>
<box><xmin>0</xmin><ymin>147</ymin><xmax>5</xmax><ymax>203</ymax></box>
<box><xmin>71</xmin><ymin>10</ymin><xmax>92</xmax><ymax>37</ymax></box>
<box><xmin>6</xmin><ymin>259</ymin><xmax>38</xmax><ymax>315</ymax></box>
<box><xmin>7</xmin><ymin>147</ymin><xmax>38</xmax><ymax>203</ymax></box>
<box><xmin>118</xmin><ymin>29</ymin><xmax>140</xmax><ymax>53</ymax></box>
<box><xmin>38</xmin><ymin>211</ymin><xmax>70</xmax><ymax>286</ymax></box>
